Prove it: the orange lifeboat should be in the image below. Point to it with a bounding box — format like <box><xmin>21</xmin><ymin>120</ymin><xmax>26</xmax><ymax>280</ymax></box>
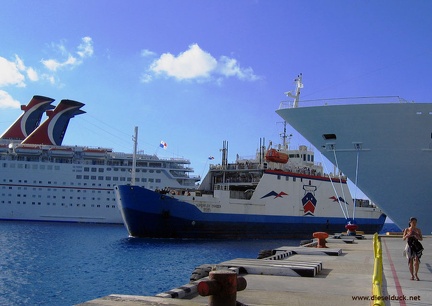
<box><xmin>265</xmin><ymin>149</ymin><xmax>289</xmax><ymax>163</ymax></box>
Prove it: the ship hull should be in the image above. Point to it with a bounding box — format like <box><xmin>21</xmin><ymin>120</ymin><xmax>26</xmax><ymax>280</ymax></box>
<box><xmin>115</xmin><ymin>181</ymin><xmax>386</xmax><ymax>239</ymax></box>
<box><xmin>277</xmin><ymin>102</ymin><xmax>432</xmax><ymax>234</ymax></box>
<box><xmin>0</xmin><ymin>150</ymin><xmax>198</xmax><ymax>224</ymax></box>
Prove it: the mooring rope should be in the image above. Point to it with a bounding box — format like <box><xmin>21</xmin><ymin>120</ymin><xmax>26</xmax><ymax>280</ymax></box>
<box><xmin>331</xmin><ymin>148</ymin><xmax>350</xmax><ymax>218</ymax></box>
<box><xmin>319</xmin><ymin>151</ymin><xmax>348</xmax><ymax>220</ymax></box>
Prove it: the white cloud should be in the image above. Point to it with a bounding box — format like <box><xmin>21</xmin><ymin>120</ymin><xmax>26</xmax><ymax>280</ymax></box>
<box><xmin>150</xmin><ymin>44</ymin><xmax>217</xmax><ymax>80</ymax></box>
<box><xmin>140</xmin><ymin>73</ymin><xmax>153</xmax><ymax>83</ymax></box>
<box><xmin>0</xmin><ymin>90</ymin><xmax>21</xmax><ymax>109</ymax></box>
<box><xmin>42</xmin><ymin>37</ymin><xmax>94</xmax><ymax>72</ymax></box>
<box><xmin>77</xmin><ymin>36</ymin><xmax>94</xmax><ymax>58</ymax></box>
<box><xmin>0</xmin><ymin>37</ymin><xmax>92</xmax><ymax>108</ymax></box>
<box><xmin>141</xmin><ymin>49</ymin><xmax>157</xmax><ymax>58</ymax></box>
<box><xmin>147</xmin><ymin>44</ymin><xmax>259</xmax><ymax>82</ymax></box>
<box><xmin>0</xmin><ymin>56</ymin><xmax>26</xmax><ymax>87</ymax></box>
<box><xmin>26</xmin><ymin>67</ymin><xmax>39</xmax><ymax>81</ymax></box>
<box><xmin>218</xmin><ymin>56</ymin><xmax>259</xmax><ymax>81</ymax></box>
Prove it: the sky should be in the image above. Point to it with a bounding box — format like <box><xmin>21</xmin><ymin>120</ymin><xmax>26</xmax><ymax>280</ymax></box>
<box><xmin>1</xmin><ymin>0</ymin><xmax>432</xmax><ymax>183</ymax></box>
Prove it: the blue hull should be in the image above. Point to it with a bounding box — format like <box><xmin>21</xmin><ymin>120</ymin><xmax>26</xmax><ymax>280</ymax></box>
<box><xmin>116</xmin><ymin>185</ymin><xmax>386</xmax><ymax>239</ymax></box>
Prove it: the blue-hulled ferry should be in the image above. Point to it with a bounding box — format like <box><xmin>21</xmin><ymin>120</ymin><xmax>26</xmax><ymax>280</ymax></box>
<box><xmin>115</xmin><ymin>133</ymin><xmax>386</xmax><ymax>239</ymax></box>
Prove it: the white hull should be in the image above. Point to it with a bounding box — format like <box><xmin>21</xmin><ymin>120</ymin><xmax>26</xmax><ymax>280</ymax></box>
<box><xmin>277</xmin><ymin>102</ymin><xmax>432</xmax><ymax>234</ymax></box>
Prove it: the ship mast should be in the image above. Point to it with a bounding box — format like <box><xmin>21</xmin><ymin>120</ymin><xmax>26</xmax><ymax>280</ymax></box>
<box><xmin>131</xmin><ymin>126</ymin><xmax>138</xmax><ymax>186</ymax></box>
<box><xmin>285</xmin><ymin>73</ymin><xmax>303</xmax><ymax>108</ymax></box>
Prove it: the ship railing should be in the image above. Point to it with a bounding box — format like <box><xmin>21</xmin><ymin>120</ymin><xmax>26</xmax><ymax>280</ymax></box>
<box><xmin>278</xmin><ymin>96</ymin><xmax>409</xmax><ymax>109</ymax></box>
<box><xmin>213</xmin><ymin>176</ymin><xmax>261</xmax><ymax>184</ymax></box>
<box><xmin>209</xmin><ymin>163</ymin><xmax>263</xmax><ymax>171</ymax></box>
<box><xmin>169</xmin><ymin>171</ymin><xmax>196</xmax><ymax>178</ymax></box>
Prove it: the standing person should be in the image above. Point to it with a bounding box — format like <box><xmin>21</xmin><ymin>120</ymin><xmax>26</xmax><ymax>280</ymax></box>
<box><xmin>402</xmin><ymin>217</ymin><xmax>423</xmax><ymax>281</ymax></box>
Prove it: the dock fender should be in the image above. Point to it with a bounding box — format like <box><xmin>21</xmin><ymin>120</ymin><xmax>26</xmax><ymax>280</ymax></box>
<box><xmin>190</xmin><ymin>264</ymin><xmax>214</xmax><ymax>282</ymax></box>
<box><xmin>257</xmin><ymin>249</ymin><xmax>275</xmax><ymax>259</ymax></box>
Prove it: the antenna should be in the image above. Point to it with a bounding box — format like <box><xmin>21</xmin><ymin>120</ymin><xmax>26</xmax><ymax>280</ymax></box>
<box><xmin>131</xmin><ymin>126</ymin><xmax>138</xmax><ymax>185</ymax></box>
<box><xmin>285</xmin><ymin>73</ymin><xmax>303</xmax><ymax>108</ymax></box>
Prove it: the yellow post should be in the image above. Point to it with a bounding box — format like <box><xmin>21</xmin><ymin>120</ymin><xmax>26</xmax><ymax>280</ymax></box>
<box><xmin>371</xmin><ymin>233</ymin><xmax>384</xmax><ymax>306</ymax></box>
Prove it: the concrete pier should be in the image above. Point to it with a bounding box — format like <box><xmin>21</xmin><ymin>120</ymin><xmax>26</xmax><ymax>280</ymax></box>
<box><xmin>78</xmin><ymin>234</ymin><xmax>430</xmax><ymax>306</ymax></box>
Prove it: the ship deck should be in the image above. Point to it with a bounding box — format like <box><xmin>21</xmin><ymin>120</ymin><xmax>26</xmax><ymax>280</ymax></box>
<box><xmin>79</xmin><ymin>234</ymin><xmax>431</xmax><ymax>305</ymax></box>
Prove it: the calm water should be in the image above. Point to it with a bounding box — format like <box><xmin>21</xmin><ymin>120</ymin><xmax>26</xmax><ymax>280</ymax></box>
<box><xmin>0</xmin><ymin>221</ymin><xmax>399</xmax><ymax>306</ymax></box>
<box><xmin>0</xmin><ymin>221</ymin><xmax>306</xmax><ymax>306</ymax></box>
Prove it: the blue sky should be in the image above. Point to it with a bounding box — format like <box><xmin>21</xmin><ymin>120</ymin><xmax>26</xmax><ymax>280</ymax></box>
<box><xmin>1</xmin><ymin>0</ymin><xmax>432</xmax><ymax>180</ymax></box>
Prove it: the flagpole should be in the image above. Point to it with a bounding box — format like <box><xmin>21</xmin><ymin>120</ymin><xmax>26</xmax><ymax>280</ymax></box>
<box><xmin>131</xmin><ymin>126</ymin><xmax>138</xmax><ymax>186</ymax></box>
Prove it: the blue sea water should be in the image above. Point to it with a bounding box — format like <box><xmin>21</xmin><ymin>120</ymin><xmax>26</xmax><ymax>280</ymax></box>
<box><xmin>0</xmin><ymin>221</ymin><xmax>399</xmax><ymax>306</ymax></box>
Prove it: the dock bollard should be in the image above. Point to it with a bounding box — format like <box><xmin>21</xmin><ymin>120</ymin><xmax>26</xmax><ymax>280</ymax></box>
<box><xmin>345</xmin><ymin>223</ymin><xmax>358</xmax><ymax>236</ymax></box>
<box><xmin>197</xmin><ymin>270</ymin><xmax>247</xmax><ymax>306</ymax></box>
<box><xmin>313</xmin><ymin>231</ymin><xmax>329</xmax><ymax>248</ymax></box>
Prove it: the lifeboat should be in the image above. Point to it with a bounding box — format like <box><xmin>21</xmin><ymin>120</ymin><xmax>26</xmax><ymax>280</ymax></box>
<box><xmin>82</xmin><ymin>148</ymin><xmax>110</xmax><ymax>158</ymax></box>
<box><xmin>265</xmin><ymin>148</ymin><xmax>289</xmax><ymax>163</ymax></box>
<box><xmin>49</xmin><ymin>147</ymin><xmax>75</xmax><ymax>157</ymax></box>
<box><xmin>15</xmin><ymin>145</ymin><xmax>42</xmax><ymax>155</ymax></box>
<box><xmin>0</xmin><ymin>144</ymin><xmax>9</xmax><ymax>153</ymax></box>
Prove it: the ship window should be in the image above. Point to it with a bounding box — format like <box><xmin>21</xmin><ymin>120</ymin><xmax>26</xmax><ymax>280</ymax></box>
<box><xmin>277</xmin><ymin>175</ymin><xmax>281</xmax><ymax>180</ymax></box>
<box><xmin>84</xmin><ymin>167</ymin><xmax>89</xmax><ymax>172</ymax></box>
<box><xmin>98</xmin><ymin>168</ymin><xmax>104</xmax><ymax>172</ymax></box>
<box><xmin>91</xmin><ymin>168</ymin><xmax>97</xmax><ymax>172</ymax></box>
<box><xmin>322</xmin><ymin>134</ymin><xmax>337</xmax><ymax>140</ymax></box>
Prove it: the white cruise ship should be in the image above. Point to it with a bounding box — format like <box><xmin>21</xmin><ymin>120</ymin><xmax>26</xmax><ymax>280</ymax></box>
<box><xmin>0</xmin><ymin>96</ymin><xmax>199</xmax><ymax>224</ymax></box>
<box><xmin>276</xmin><ymin>74</ymin><xmax>432</xmax><ymax>234</ymax></box>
